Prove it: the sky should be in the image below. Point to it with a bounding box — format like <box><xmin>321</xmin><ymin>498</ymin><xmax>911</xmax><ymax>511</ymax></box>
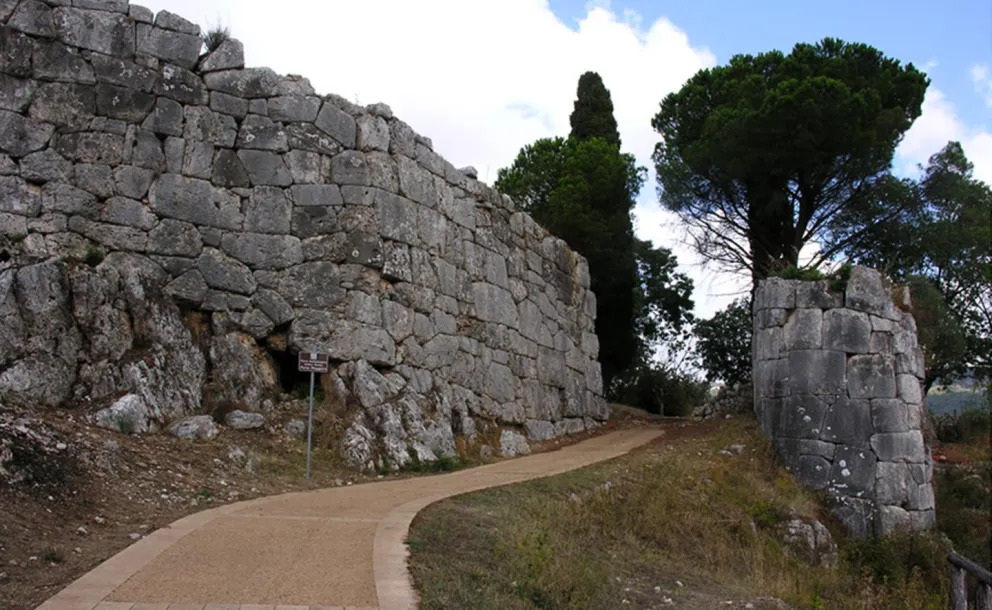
<box><xmin>140</xmin><ymin>0</ymin><xmax>991</xmax><ymax>319</ymax></box>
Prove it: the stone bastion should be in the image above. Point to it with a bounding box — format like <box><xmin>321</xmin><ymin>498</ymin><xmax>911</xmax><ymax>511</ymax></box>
<box><xmin>0</xmin><ymin>0</ymin><xmax>608</xmax><ymax>469</ymax></box>
<box><xmin>753</xmin><ymin>267</ymin><xmax>935</xmax><ymax>538</ymax></box>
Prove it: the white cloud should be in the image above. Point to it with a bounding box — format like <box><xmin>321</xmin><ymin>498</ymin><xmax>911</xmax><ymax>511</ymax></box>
<box><xmin>896</xmin><ymin>88</ymin><xmax>992</xmax><ymax>185</ymax></box>
<box><xmin>138</xmin><ymin>1</ymin><xmax>989</xmax><ymax>322</ymax></box>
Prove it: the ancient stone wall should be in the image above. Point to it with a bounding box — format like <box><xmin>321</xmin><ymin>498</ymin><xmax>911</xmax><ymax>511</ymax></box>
<box><xmin>752</xmin><ymin>267</ymin><xmax>935</xmax><ymax>538</ymax></box>
<box><xmin>0</xmin><ymin>0</ymin><xmax>607</xmax><ymax>469</ymax></box>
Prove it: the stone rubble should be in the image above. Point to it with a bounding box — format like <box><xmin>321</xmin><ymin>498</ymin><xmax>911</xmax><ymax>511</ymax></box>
<box><xmin>752</xmin><ymin>267</ymin><xmax>934</xmax><ymax>538</ymax></box>
<box><xmin>0</xmin><ymin>0</ymin><xmax>608</xmax><ymax>470</ymax></box>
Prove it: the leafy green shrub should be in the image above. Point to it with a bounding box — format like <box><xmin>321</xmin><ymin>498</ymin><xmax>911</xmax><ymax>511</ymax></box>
<box><xmin>695</xmin><ymin>297</ymin><xmax>752</xmax><ymax>386</ymax></box>
<box><xmin>828</xmin><ymin>263</ymin><xmax>853</xmax><ymax>293</ymax></box>
<box><xmin>930</xmin><ymin>407</ymin><xmax>992</xmax><ymax>443</ymax></box>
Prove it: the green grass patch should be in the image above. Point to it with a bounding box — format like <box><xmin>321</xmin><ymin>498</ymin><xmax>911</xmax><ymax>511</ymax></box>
<box><xmin>408</xmin><ymin>417</ymin><xmax>963</xmax><ymax>610</ymax></box>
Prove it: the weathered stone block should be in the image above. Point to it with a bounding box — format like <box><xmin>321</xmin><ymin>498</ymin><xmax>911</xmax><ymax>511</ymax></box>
<box><xmin>795</xmin><ymin>280</ymin><xmax>843</xmax><ymax>309</ymax></box>
<box><xmin>244</xmin><ymin>186</ymin><xmax>290</xmax><ymax>234</ymax></box>
<box><xmin>220</xmin><ymin>233</ymin><xmax>303</xmax><ymax>271</ymax></box>
<box><xmin>291</xmin><ymin>184</ymin><xmax>342</xmax><ymax>207</ymax></box>
<box><xmin>284</xmin><ymin>150</ymin><xmax>325</xmax><ymax>184</ymax></box>
<box><xmin>782</xmin><ymin>308</ymin><xmax>822</xmax><ymax>350</ymax></box>
<box><xmin>0</xmin><ymin>74</ymin><xmax>37</xmax><ymax>113</ymax></box>
<box><xmin>0</xmin><ymin>175</ymin><xmax>41</xmax><ymax>216</ymax></box>
<box><xmin>473</xmin><ymin>282</ymin><xmax>519</xmax><ymax>328</ymax></box>
<box><xmin>848</xmin><ymin>354</ymin><xmax>896</xmax><ymax>399</ymax></box>
<box><xmin>795</xmin><ymin>455</ymin><xmax>831</xmax><ymax>490</ymax></box>
<box><xmin>755</xmin><ymin>277</ymin><xmax>796</xmax><ymax>310</ymax></box>
<box><xmin>315</xmin><ymin>102</ymin><xmax>356</xmax><ymax>148</ymax></box>
<box><xmin>874</xmin><ymin>462</ymin><xmax>909</xmax><ymax>506</ymax></box>
<box><xmin>870</xmin><ymin>399</ymin><xmax>911</xmax><ymax>434</ymax></box>
<box><xmin>826</xmin><ymin>445</ymin><xmax>876</xmax><ymax>498</ymax></box>
<box><xmin>164</xmin><ymin>269</ymin><xmax>207</xmax><ymax>304</ymax></box>
<box><xmin>276</xmin><ymin>262</ymin><xmax>344</xmax><ymax>309</ymax></box>
<box><xmin>199</xmin><ymin>39</ymin><xmax>244</xmax><ymax>73</ymax></box>
<box><xmin>184</xmin><ymin>106</ymin><xmax>237</xmax><ymax>147</ymax></box>
<box><xmin>148</xmin><ymin>218</ymin><xmax>200</xmax><ymax>256</ymax></box>
<box><xmin>53</xmin><ymin>7</ymin><xmax>134</xmax><ymax>57</ymax></box>
<box><xmin>68</xmin><ymin>215</ymin><xmax>147</xmax><ymax>251</ymax></box>
<box><xmin>787</xmin><ymin>350</ymin><xmax>846</xmax><ymax>396</ymax></box>
<box><xmin>154</xmin><ymin>64</ymin><xmax>208</xmax><ymax>106</ymax></box>
<box><xmin>204</xmin><ymin>68</ymin><xmax>280</xmax><ymax>99</ymax></box>
<box><xmin>895</xmin><ymin>373</ymin><xmax>922</xmax><ymax>405</ymax></box>
<box><xmin>236</xmin><ymin>114</ymin><xmax>287</xmax><ymax>151</ymax></box>
<box><xmin>291</xmin><ymin>204</ymin><xmax>336</xmax><ymax>239</ymax></box>
<box><xmin>356</xmin><ymin>114</ymin><xmax>389</xmax><ymax>152</ymax></box>
<box><xmin>871</xmin><ymin>431</ymin><xmax>926</xmax><ymax>463</ymax></box>
<box><xmin>20</xmin><ymin>149</ymin><xmax>71</xmax><ymax>182</ymax></box>
<box><xmin>268</xmin><ymin>95</ymin><xmax>321</xmax><ymax>122</ymax></box>
<box><xmin>397</xmin><ymin>154</ymin><xmax>436</xmax><ymax>206</ymax></box>
<box><xmin>97</xmin><ymin>196</ymin><xmax>156</xmax><ymax>229</ymax></box>
<box><xmin>9</xmin><ymin>0</ymin><xmax>56</xmax><ymax>38</ymax></box>
<box><xmin>876</xmin><ymin>505</ymin><xmax>912</xmax><ymax>537</ymax></box>
<box><xmin>237</xmin><ymin>150</ymin><xmax>292</xmax><ymax>186</ymax></box>
<box><xmin>536</xmin><ymin>346</ymin><xmax>566</xmax><ymax>387</ymax></box>
<box><xmin>141</xmin><ymin>96</ymin><xmax>183</xmax><ymax>136</ymax></box>
<box><xmin>136</xmin><ymin>23</ymin><xmax>200</xmax><ymax>69</ymax></box>
<box><xmin>209</xmin><ymin>91</ymin><xmax>248</xmax><ymax>118</ymax></box>
<box><xmin>149</xmin><ymin>173</ymin><xmax>241</xmax><ymax>230</ymax></box>
<box><xmin>41</xmin><ymin>182</ymin><xmax>93</xmax><ymax>214</ymax></box>
<box><xmin>845</xmin><ymin>266</ymin><xmax>896</xmax><ymax>318</ymax></box>
<box><xmin>55</xmin><ymin>131</ymin><xmax>122</xmax><ymax>165</ymax></box>
<box><xmin>0</xmin><ymin>110</ymin><xmax>53</xmax><ymax>157</ymax></box>
<box><xmin>285</xmin><ymin>122</ymin><xmax>340</xmax><ymax>155</ymax></box>
<box><xmin>197</xmin><ymin>248</ymin><xmax>256</xmax><ymax>294</ymax></box>
<box><xmin>344</xmin><ymin>231</ymin><xmax>383</xmax><ymax>268</ymax></box>
<box><xmin>29</xmin><ymin>82</ymin><xmax>94</xmax><ymax>130</ymax></box>
<box><xmin>822</xmin><ymin>309</ymin><xmax>871</xmax><ymax>354</ymax></box>
<box><xmin>210</xmin><ymin>148</ymin><xmax>249</xmax><ymax>188</ymax></box>
<box><xmin>820</xmin><ymin>397</ymin><xmax>871</xmax><ymax>448</ymax></box>
<box><xmin>250</xmin><ymin>288</ymin><xmax>294</xmax><ymax>326</ymax></box>
<box><xmin>777</xmin><ymin>394</ymin><xmax>829</xmax><ymax>439</ymax></box>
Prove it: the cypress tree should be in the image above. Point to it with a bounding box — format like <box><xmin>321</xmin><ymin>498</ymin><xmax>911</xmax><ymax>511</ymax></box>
<box><xmin>569</xmin><ymin>71</ymin><xmax>621</xmax><ymax>148</ymax></box>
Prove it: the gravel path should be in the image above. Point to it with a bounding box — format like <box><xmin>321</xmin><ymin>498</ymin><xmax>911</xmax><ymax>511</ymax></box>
<box><xmin>35</xmin><ymin>428</ymin><xmax>663</xmax><ymax>610</ymax></box>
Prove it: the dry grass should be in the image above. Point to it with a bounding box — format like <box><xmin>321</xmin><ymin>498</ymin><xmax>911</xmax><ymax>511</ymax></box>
<box><xmin>408</xmin><ymin>416</ymin><xmax>957</xmax><ymax>610</ymax></box>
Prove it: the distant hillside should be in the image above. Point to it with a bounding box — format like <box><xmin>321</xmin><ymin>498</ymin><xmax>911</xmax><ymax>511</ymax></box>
<box><xmin>926</xmin><ymin>390</ymin><xmax>988</xmax><ymax>416</ymax></box>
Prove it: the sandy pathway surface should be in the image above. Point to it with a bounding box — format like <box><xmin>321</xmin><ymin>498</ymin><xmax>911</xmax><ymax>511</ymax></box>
<box><xmin>35</xmin><ymin>428</ymin><xmax>662</xmax><ymax>610</ymax></box>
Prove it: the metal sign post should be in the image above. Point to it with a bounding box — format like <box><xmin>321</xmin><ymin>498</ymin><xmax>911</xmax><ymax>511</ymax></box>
<box><xmin>298</xmin><ymin>345</ymin><xmax>329</xmax><ymax>480</ymax></box>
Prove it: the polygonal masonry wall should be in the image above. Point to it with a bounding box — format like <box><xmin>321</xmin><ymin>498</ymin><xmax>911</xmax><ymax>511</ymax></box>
<box><xmin>752</xmin><ymin>267</ymin><xmax>935</xmax><ymax>538</ymax></box>
<box><xmin>0</xmin><ymin>0</ymin><xmax>608</xmax><ymax>470</ymax></box>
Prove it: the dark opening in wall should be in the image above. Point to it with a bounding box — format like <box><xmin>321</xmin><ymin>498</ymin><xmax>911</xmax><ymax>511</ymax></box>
<box><xmin>0</xmin><ymin>250</ymin><xmax>9</xmax><ymax>262</ymax></box>
<box><xmin>270</xmin><ymin>347</ymin><xmax>313</xmax><ymax>397</ymax></box>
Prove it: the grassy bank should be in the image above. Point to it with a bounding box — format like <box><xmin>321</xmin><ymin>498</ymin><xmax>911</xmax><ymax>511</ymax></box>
<box><xmin>407</xmin><ymin>416</ymin><xmax>984</xmax><ymax>610</ymax></box>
